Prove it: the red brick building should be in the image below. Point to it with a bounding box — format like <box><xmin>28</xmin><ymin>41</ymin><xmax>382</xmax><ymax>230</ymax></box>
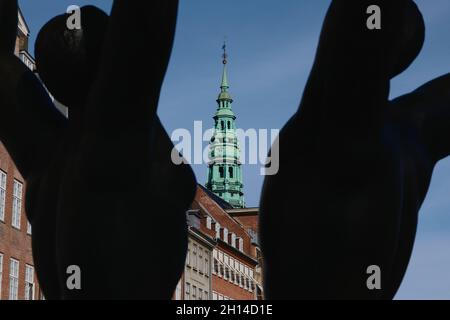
<box><xmin>174</xmin><ymin>185</ymin><xmax>263</xmax><ymax>301</ymax></box>
<box><xmin>0</xmin><ymin>9</ymin><xmax>42</xmax><ymax>301</ymax></box>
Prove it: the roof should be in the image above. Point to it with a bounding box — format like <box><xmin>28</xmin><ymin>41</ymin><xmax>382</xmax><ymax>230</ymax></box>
<box><xmin>199</xmin><ymin>184</ymin><xmax>234</xmax><ymax>210</ymax></box>
<box><xmin>17</xmin><ymin>8</ymin><xmax>30</xmax><ymax>36</ymax></box>
<box><xmin>226</xmin><ymin>208</ymin><xmax>259</xmax><ymax>217</ymax></box>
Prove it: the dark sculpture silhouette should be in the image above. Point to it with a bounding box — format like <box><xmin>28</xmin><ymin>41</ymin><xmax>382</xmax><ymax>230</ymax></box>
<box><xmin>260</xmin><ymin>0</ymin><xmax>450</xmax><ymax>299</ymax></box>
<box><xmin>0</xmin><ymin>1</ymin><xmax>196</xmax><ymax>299</ymax></box>
<box><xmin>2</xmin><ymin>0</ymin><xmax>449</xmax><ymax>301</ymax></box>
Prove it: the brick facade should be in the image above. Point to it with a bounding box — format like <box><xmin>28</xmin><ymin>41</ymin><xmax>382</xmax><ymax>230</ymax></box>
<box><xmin>0</xmin><ymin>9</ymin><xmax>42</xmax><ymax>301</ymax></box>
<box><xmin>0</xmin><ymin>143</ymin><xmax>42</xmax><ymax>300</ymax></box>
<box><xmin>185</xmin><ymin>186</ymin><xmax>262</xmax><ymax>300</ymax></box>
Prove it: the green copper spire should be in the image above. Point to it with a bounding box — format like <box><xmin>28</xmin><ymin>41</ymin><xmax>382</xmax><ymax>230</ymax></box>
<box><xmin>206</xmin><ymin>43</ymin><xmax>245</xmax><ymax>208</ymax></box>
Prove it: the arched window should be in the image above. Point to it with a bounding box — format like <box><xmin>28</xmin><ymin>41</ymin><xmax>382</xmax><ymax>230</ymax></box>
<box><xmin>227</xmin><ymin>121</ymin><xmax>231</xmax><ymax>130</ymax></box>
<box><xmin>219</xmin><ymin>167</ymin><xmax>224</xmax><ymax>178</ymax></box>
<box><xmin>221</xmin><ymin>121</ymin><xmax>225</xmax><ymax>130</ymax></box>
<box><xmin>228</xmin><ymin>167</ymin><xmax>234</xmax><ymax>179</ymax></box>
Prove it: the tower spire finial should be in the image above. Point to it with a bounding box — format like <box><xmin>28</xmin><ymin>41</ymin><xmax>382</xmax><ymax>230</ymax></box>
<box><xmin>221</xmin><ymin>40</ymin><xmax>229</xmax><ymax>90</ymax></box>
<box><xmin>222</xmin><ymin>40</ymin><xmax>228</xmax><ymax>65</ymax></box>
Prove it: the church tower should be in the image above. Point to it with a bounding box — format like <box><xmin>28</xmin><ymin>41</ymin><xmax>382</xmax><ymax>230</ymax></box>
<box><xmin>205</xmin><ymin>44</ymin><xmax>245</xmax><ymax>208</ymax></box>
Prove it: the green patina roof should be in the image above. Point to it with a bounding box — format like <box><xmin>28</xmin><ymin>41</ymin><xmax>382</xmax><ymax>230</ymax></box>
<box><xmin>218</xmin><ymin>91</ymin><xmax>233</xmax><ymax>101</ymax></box>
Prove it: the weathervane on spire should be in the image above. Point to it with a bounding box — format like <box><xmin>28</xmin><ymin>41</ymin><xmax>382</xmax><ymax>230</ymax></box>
<box><xmin>222</xmin><ymin>39</ymin><xmax>228</xmax><ymax>65</ymax></box>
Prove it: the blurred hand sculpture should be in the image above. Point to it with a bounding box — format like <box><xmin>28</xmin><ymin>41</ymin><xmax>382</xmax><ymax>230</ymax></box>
<box><xmin>0</xmin><ymin>1</ymin><xmax>196</xmax><ymax>299</ymax></box>
<box><xmin>260</xmin><ymin>0</ymin><xmax>450</xmax><ymax>299</ymax></box>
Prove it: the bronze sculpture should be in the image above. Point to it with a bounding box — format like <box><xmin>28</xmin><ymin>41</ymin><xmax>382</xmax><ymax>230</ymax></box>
<box><xmin>260</xmin><ymin>0</ymin><xmax>450</xmax><ymax>299</ymax></box>
<box><xmin>0</xmin><ymin>1</ymin><xmax>196</xmax><ymax>299</ymax></box>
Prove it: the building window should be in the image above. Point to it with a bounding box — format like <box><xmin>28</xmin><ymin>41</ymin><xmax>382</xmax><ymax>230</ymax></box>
<box><xmin>229</xmin><ymin>167</ymin><xmax>234</xmax><ymax>178</ymax></box>
<box><xmin>0</xmin><ymin>171</ymin><xmax>6</xmax><ymax>221</ymax></box>
<box><xmin>27</xmin><ymin>221</ymin><xmax>32</xmax><ymax>235</ymax></box>
<box><xmin>206</xmin><ymin>216</ymin><xmax>212</xmax><ymax>229</ymax></box>
<box><xmin>192</xmin><ymin>286</ymin><xmax>197</xmax><ymax>300</ymax></box>
<box><xmin>186</xmin><ymin>247</ymin><xmax>191</xmax><ymax>267</ymax></box>
<box><xmin>213</xmin><ymin>258</ymin><xmax>219</xmax><ymax>275</ymax></box>
<box><xmin>212</xmin><ymin>292</ymin><xmax>218</xmax><ymax>300</ymax></box>
<box><xmin>221</xmin><ymin>121</ymin><xmax>225</xmax><ymax>130</ymax></box>
<box><xmin>175</xmin><ymin>281</ymin><xmax>182</xmax><ymax>300</ymax></box>
<box><xmin>238</xmin><ymin>238</ymin><xmax>244</xmax><ymax>252</ymax></box>
<box><xmin>205</xmin><ymin>257</ymin><xmax>209</xmax><ymax>275</ymax></box>
<box><xmin>9</xmin><ymin>258</ymin><xmax>19</xmax><ymax>300</ymax></box>
<box><xmin>185</xmin><ymin>283</ymin><xmax>191</xmax><ymax>300</ymax></box>
<box><xmin>198</xmin><ymin>289</ymin><xmax>203</xmax><ymax>300</ymax></box>
<box><xmin>25</xmin><ymin>265</ymin><xmax>35</xmax><ymax>300</ymax></box>
<box><xmin>215</xmin><ymin>224</ymin><xmax>221</xmax><ymax>239</ymax></box>
<box><xmin>223</xmin><ymin>228</ymin><xmax>229</xmax><ymax>244</ymax></box>
<box><xmin>219</xmin><ymin>166</ymin><xmax>224</xmax><ymax>178</ymax></box>
<box><xmin>231</xmin><ymin>234</ymin><xmax>236</xmax><ymax>248</ymax></box>
<box><xmin>230</xmin><ymin>270</ymin><xmax>235</xmax><ymax>283</ymax></box>
<box><xmin>227</xmin><ymin>121</ymin><xmax>231</xmax><ymax>130</ymax></box>
<box><xmin>193</xmin><ymin>245</ymin><xmax>198</xmax><ymax>270</ymax></box>
<box><xmin>12</xmin><ymin>180</ymin><xmax>23</xmax><ymax>229</ymax></box>
<box><xmin>204</xmin><ymin>291</ymin><xmax>209</xmax><ymax>300</ymax></box>
<box><xmin>219</xmin><ymin>263</ymin><xmax>224</xmax><ymax>278</ymax></box>
<box><xmin>213</xmin><ymin>250</ymin><xmax>218</xmax><ymax>274</ymax></box>
<box><xmin>0</xmin><ymin>253</ymin><xmax>3</xmax><ymax>298</ymax></box>
<box><xmin>234</xmin><ymin>271</ymin><xmax>239</xmax><ymax>285</ymax></box>
<box><xmin>199</xmin><ymin>249</ymin><xmax>203</xmax><ymax>273</ymax></box>
<box><xmin>224</xmin><ymin>266</ymin><xmax>230</xmax><ymax>281</ymax></box>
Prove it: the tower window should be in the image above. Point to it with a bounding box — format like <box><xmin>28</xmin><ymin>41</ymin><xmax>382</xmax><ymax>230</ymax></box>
<box><xmin>229</xmin><ymin>167</ymin><xmax>234</xmax><ymax>178</ymax></box>
<box><xmin>219</xmin><ymin>167</ymin><xmax>224</xmax><ymax>178</ymax></box>
<box><xmin>227</xmin><ymin>122</ymin><xmax>231</xmax><ymax>130</ymax></box>
<box><xmin>221</xmin><ymin>121</ymin><xmax>225</xmax><ymax>130</ymax></box>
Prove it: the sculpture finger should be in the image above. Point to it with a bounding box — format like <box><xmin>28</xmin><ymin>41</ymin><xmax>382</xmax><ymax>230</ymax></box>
<box><xmin>390</xmin><ymin>73</ymin><xmax>450</xmax><ymax>162</ymax></box>
<box><xmin>85</xmin><ymin>0</ymin><xmax>179</xmax><ymax>135</ymax></box>
<box><xmin>298</xmin><ymin>0</ymin><xmax>423</xmax><ymax>139</ymax></box>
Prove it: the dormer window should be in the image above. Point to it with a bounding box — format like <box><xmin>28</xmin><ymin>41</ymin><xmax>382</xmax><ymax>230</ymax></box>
<box><xmin>223</xmin><ymin>228</ymin><xmax>229</xmax><ymax>244</ymax></box>
<box><xmin>231</xmin><ymin>233</ymin><xmax>237</xmax><ymax>248</ymax></box>
<box><xmin>215</xmin><ymin>223</ymin><xmax>221</xmax><ymax>238</ymax></box>
<box><xmin>238</xmin><ymin>238</ymin><xmax>244</xmax><ymax>252</ymax></box>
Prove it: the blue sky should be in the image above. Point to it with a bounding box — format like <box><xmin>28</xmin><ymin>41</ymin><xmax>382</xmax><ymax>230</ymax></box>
<box><xmin>19</xmin><ymin>0</ymin><xmax>450</xmax><ymax>299</ymax></box>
